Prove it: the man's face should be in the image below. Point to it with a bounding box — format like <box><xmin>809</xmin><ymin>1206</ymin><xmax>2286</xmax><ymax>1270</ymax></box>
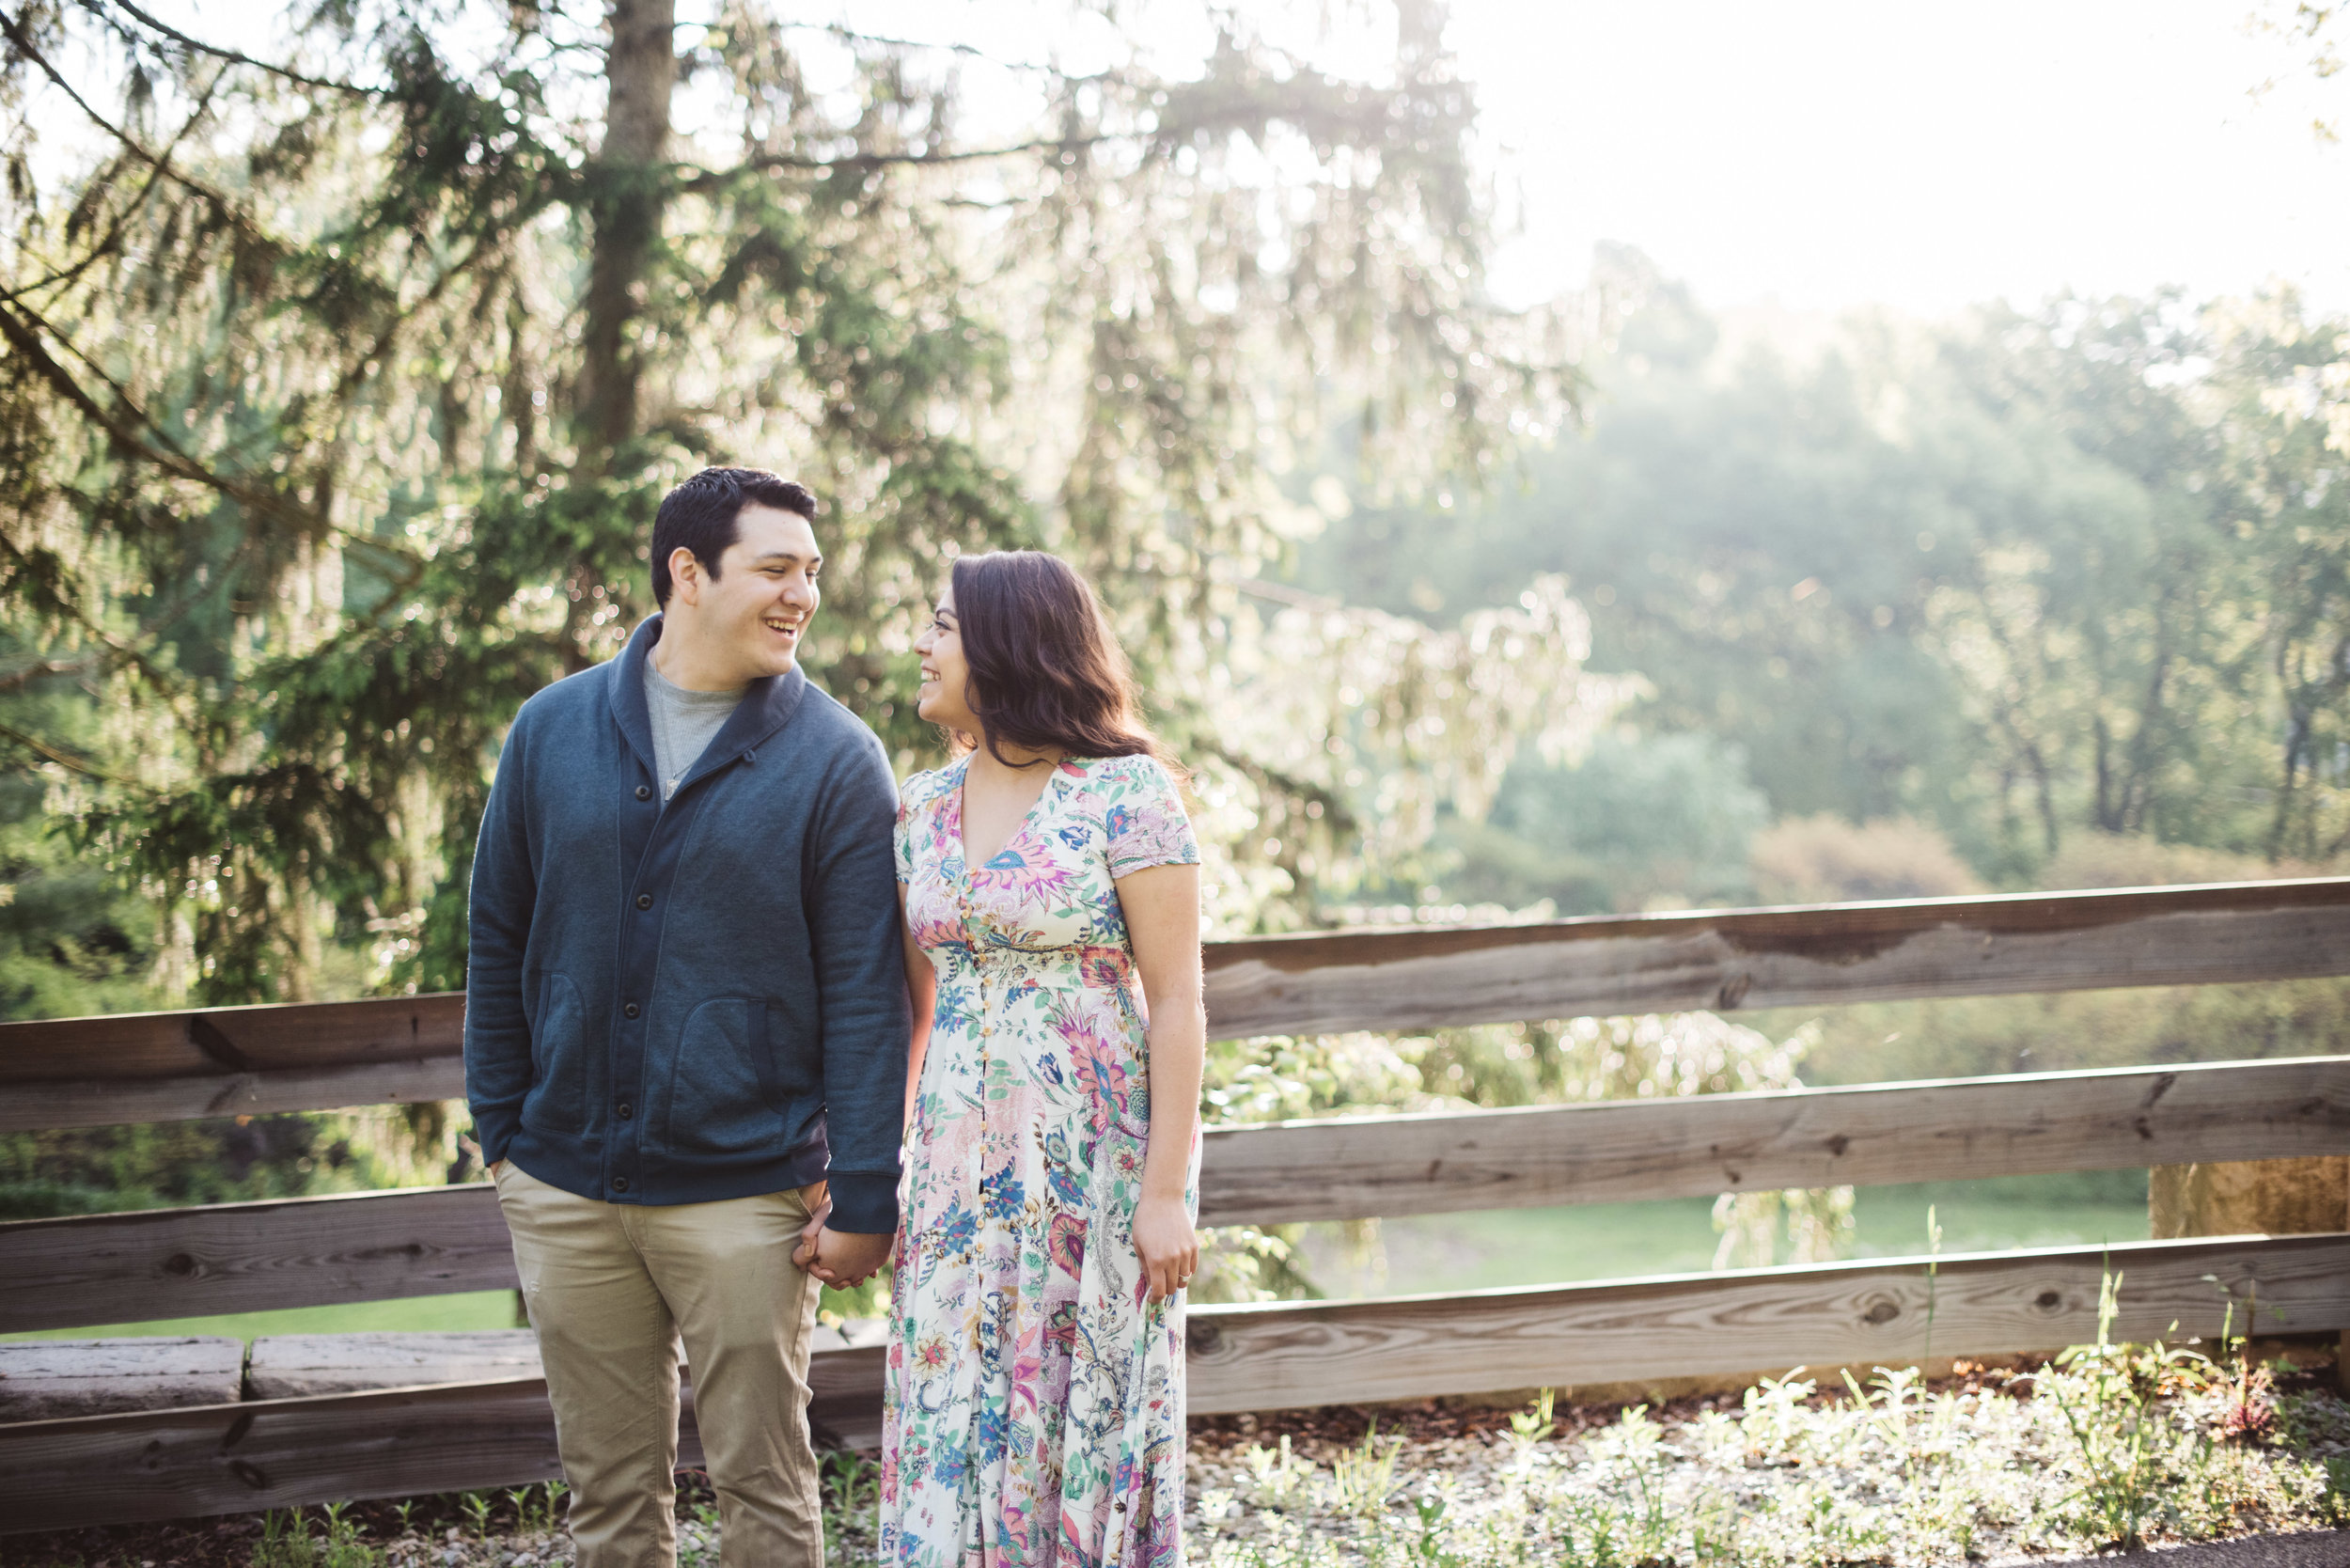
<box><xmin>675</xmin><ymin>503</ymin><xmax>822</xmax><ymax>681</ymax></box>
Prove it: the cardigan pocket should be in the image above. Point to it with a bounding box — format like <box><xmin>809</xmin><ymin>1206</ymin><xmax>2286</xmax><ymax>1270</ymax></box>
<box><xmin>520</xmin><ymin>972</ymin><xmax>590</xmax><ymax>1135</ymax></box>
<box><xmin>662</xmin><ymin>996</ymin><xmax>785</xmax><ymax>1156</ymax></box>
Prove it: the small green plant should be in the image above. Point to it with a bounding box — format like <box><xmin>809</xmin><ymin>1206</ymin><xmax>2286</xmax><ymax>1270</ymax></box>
<box><xmin>1840</xmin><ymin>1363</ymin><xmax>1933</xmax><ymax>1479</ymax></box>
<box><xmin>1740</xmin><ymin>1371</ymin><xmax>1819</xmax><ymax>1460</ymax></box>
<box><xmin>821</xmin><ymin>1450</ymin><xmax>879</xmax><ymax>1532</ymax></box>
<box><xmin>1922</xmin><ymin>1202</ymin><xmax>1943</xmax><ymax>1361</ymax></box>
<box><xmin>1411</xmin><ymin>1494</ymin><xmax>1449</xmax><ymax>1563</ymax></box>
<box><xmin>1505</xmin><ymin>1388</ymin><xmax>1555</xmax><ymax>1476</ymax></box>
<box><xmin>2322</xmin><ymin>1454</ymin><xmax>2350</xmax><ymax>1526</ymax></box>
<box><xmin>249</xmin><ymin>1502</ymin><xmax>382</xmax><ymax>1568</ymax></box>
<box><xmin>1244</xmin><ymin>1434</ymin><xmax>1310</xmax><ymax>1509</ymax></box>
<box><xmin>460</xmin><ymin>1490</ymin><xmax>494</xmax><ymax>1541</ymax></box>
<box><xmin>1331</xmin><ymin>1420</ymin><xmax>1402</xmax><ymax>1519</ymax></box>
<box><xmin>1584</xmin><ymin>1406</ymin><xmax>1673</xmax><ymax>1560</ymax></box>
<box><xmin>2048</xmin><ymin>1266</ymin><xmax>2213</xmax><ymax>1550</ymax></box>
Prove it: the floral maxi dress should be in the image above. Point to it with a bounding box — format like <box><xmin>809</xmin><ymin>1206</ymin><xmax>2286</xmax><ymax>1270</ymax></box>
<box><xmin>883</xmin><ymin>754</ymin><xmax>1201</xmax><ymax>1568</ymax></box>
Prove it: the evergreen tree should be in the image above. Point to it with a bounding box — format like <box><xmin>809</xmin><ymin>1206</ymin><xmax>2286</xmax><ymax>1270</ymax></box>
<box><xmin>0</xmin><ymin>0</ymin><xmax>1574</xmax><ymax>1010</ymax></box>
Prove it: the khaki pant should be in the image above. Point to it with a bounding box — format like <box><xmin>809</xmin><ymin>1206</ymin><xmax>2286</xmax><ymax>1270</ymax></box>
<box><xmin>494</xmin><ymin>1162</ymin><xmax>825</xmax><ymax>1568</ymax></box>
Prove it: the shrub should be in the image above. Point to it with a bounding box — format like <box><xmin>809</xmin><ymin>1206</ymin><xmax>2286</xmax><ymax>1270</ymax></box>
<box><xmin>2037</xmin><ymin>832</ymin><xmax>2335</xmax><ymax>891</ymax></box>
<box><xmin>1751</xmin><ymin>814</ymin><xmax>1983</xmax><ymax>904</ymax></box>
<box><xmin>1446</xmin><ymin>729</ymin><xmax>1770</xmax><ymax>915</ymax></box>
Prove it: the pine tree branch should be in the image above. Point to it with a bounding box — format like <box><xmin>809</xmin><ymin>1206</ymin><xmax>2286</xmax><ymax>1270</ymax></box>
<box><xmin>680</xmin><ymin>133</ymin><xmax>1119</xmax><ymax>191</ymax></box>
<box><xmin>0</xmin><ymin>294</ymin><xmax>324</xmax><ymax>535</ymax></box>
<box><xmin>0</xmin><ymin>653</ymin><xmax>100</xmax><ymax>691</ymax></box>
<box><xmin>0</xmin><ymin>716</ymin><xmax>121</xmax><ymax>781</ymax></box>
<box><xmin>787</xmin><ymin>22</ymin><xmax>1074</xmax><ymax>75</ymax></box>
<box><xmin>0</xmin><ymin>67</ymin><xmax>226</xmax><ymax>303</ymax></box>
<box><xmin>0</xmin><ymin>8</ymin><xmax>271</xmax><ymax>243</ymax></box>
<box><xmin>83</xmin><ymin>0</ymin><xmax>386</xmax><ymax>99</ymax></box>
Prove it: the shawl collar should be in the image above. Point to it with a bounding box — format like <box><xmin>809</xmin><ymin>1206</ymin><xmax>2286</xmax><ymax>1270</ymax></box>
<box><xmin>609</xmin><ymin>614</ymin><xmax>811</xmax><ymax>792</ymax></box>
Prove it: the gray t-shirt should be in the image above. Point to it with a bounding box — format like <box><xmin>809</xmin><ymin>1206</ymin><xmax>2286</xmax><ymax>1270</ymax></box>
<box><xmin>644</xmin><ymin>656</ymin><xmax>747</xmax><ymax>801</ymax></box>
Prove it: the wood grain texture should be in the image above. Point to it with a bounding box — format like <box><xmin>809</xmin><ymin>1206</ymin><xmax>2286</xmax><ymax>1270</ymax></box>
<box><xmin>1202</xmin><ymin>877</ymin><xmax>2350</xmax><ymax>1038</ymax></box>
<box><xmin>14</xmin><ymin>1237</ymin><xmax>2342</xmax><ymax>1530</ymax></box>
<box><xmin>0</xmin><ymin>1058</ymin><xmax>468</xmax><ymax>1135</ymax></box>
<box><xmin>1197</xmin><ymin>1056</ymin><xmax>2350</xmax><ymax>1225</ymax></box>
<box><xmin>1182</xmin><ymin>1232</ymin><xmax>2350</xmax><ymax>1415</ymax></box>
<box><xmin>0</xmin><ymin>1186</ymin><xmax>515</xmax><ymax>1336</ymax></box>
<box><xmin>0</xmin><ymin>995</ymin><xmax>463</xmax><ymax>1085</ymax></box>
<box><xmin>7</xmin><ymin>882</ymin><xmax>2349</xmax><ymax>1132</ymax></box>
<box><xmin>11</xmin><ymin>1058</ymin><xmax>2344</xmax><ymax>1332</ymax></box>
<box><xmin>245</xmin><ymin>1331</ymin><xmax>541</xmax><ymax>1400</ymax></box>
<box><xmin>0</xmin><ymin>1338</ymin><xmax>243</xmax><ymax>1421</ymax></box>
<box><xmin>0</xmin><ymin>1378</ymin><xmax>580</xmax><ymax>1533</ymax></box>
<box><xmin>0</xmin><ymin>1347</ymin><xmax>862</xmax><ymax>1532</ymax></box>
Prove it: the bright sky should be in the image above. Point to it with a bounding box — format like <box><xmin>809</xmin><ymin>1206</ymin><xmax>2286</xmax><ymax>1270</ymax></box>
<box><xmin>1451</xmin><ymin>0</ymin><xmax>2350</xmax><ymax>318</ymax></box>
<box><xmin>129</xmin><ymin>0</ymin><xmax>2350</xmax><ymax>322</ymax></box>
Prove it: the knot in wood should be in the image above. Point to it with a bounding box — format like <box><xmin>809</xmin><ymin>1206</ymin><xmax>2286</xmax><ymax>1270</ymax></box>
<box><xmin>1861</xmin><ymin>1297</ymin><xmax>1900</xmax><ymax>1325</ymax></box>
<box><xmin>1187</xmin><ymin>1322</ymin><xmax>1224</xmax><ymax>1356</ymax></box>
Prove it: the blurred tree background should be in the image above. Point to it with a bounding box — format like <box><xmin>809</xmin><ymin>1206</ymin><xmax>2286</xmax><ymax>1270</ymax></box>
<box><xmin>0</xmin><ymin>0</ymin><xmax>1603</xmax><ymax>1229</ymax></box>
<box><xmin>3</xmin><ymin>1</ymin><xmax>2347</xmax><ymax>1289</ymax></box>
<box><xmin>1292</xmin><ymin>245</ymin><xmax>2350</xmax><ymax>1098</ymax></box>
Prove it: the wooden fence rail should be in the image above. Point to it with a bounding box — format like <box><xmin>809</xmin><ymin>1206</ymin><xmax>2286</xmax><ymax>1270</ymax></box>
<box><xmin>5</xmin><ymin>1056</ymin><xmax>2343</xmax><ymax>1335</ymax></box>
<box><xmin>6</xmin><ymin>878</ymin><xmax>2347</xmax><ymax>1132</ymax></box>
<box><xmin>7</xmin><ymin>1231</ymin><xmax>2343</xmax><ymax>1533</ymax></box>
<box><xmin>8</xmin><ymin>879</ymin><xmax>2350</xmax><ymax>1534</ymax></box>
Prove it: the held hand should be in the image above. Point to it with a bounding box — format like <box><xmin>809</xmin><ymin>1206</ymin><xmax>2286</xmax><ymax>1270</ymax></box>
<box><xmin>791</xmin><ymin>1190</ymin><xmax>834</xmax><ymax>1275</ymax></box>
<box><xmin>1134</xmin><ymin>1194</ymin><xmax>1198</xmax><ymax>1302</ymax></box>
<box><xmin>800</xmin><ymin>1227</ymin><xmax>892</xmax><ymax>1290</ymax></box>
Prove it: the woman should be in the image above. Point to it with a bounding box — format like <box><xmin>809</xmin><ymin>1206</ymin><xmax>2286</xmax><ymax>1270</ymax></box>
<box><xmin>881</xmin><ymin>550</ymin><xmax>1205</xmax><ymax>1568</ymax></box>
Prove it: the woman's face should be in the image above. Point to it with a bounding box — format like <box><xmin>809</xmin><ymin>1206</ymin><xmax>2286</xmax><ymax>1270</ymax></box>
<box><xmin>914</xmin><ymin>584</ymin><xmax>979</xmax><ymax>733</ymax></box>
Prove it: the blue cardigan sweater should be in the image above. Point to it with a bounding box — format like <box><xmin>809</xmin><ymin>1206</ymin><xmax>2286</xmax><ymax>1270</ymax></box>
<box><xmin>463</xmin><ymin>615</ymin><xmax>909</xmax><ymax>1232</ymax></box>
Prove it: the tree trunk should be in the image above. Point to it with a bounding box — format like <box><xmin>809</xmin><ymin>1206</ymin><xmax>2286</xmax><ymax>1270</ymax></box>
<box><xmin>578</xmin><ymin>0</ymin><xmax>677</xmax><ymax>460</ymax></box>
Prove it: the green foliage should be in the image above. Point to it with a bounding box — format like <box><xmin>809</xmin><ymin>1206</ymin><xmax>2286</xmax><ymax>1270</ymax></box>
<box><xmin>1442</xmin><ymin>729</ymin><xmax>1769</xmax><ymax>915</ymax></box>
<box><xmin>1191</xmin><ymin>1347</ymin><xmax>2348</xmax><ymax>1567</ymax></box>
<box><xmin>1198</xmin><ymin>1011</ymin><xmax>1847</xmax><ymax>1295</ymax></box>
<box><xmin>251</xmin><ymin>1504</ymin><xmax>382</xmax><ymax>1568</ymax></box>
<box><xmin>0</xmin><ymin>726</ymin><xmax>159</xmax><ymax>1020</ymax></box>
<box><xmin>1750</xmin><ymin>813</ymin><xmax>1983</xmax><ymax>905</ymax></box>
<box><xmin>0</xmin><ymin>1105</ymin><xmax>456</xmax><ymax>1219</ymax></box>
<box><xmin>1756</xmin><ymin>973</ymin><xmax>2350</xmax><ymax>1089</ymax></box>
<box><xmin>1293</xmin><ymin>254</ymin><xmax>2350</xmax><ymax>887</ymax></box>
<box><xmin>0</xmin><ymin>0</ymin><xmax>1573</xmax><ymax>1011</ymax></box>
<box><xmin>2047</xmin><ymin>1270</ymin><xmax>2221</xmax><ymax>1550</ymax></box>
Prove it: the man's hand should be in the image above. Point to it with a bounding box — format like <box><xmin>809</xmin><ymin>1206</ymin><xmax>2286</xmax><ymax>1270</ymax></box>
<box><xmin>793</xmin><ymin>1226</ymin><xmax>892</xmax><ymax>1289</ymax></box>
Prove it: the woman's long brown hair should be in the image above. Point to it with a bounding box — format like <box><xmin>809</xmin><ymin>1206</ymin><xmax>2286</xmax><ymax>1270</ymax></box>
<box><xmin>948</xmin><ymin>551</ymin><xmax>1177</xmax><ymax>773</ymax></box>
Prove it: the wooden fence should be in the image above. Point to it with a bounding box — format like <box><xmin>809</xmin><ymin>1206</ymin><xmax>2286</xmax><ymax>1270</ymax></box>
<box><xmin>4</xmin><ymin>877</ymin><xmax>2350</xmax><ymax>1532</ymax></box>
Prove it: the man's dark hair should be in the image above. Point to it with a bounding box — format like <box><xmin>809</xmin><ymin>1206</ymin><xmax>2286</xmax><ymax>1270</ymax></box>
<box><xmin>650</xmin><ymin>467</ymin><xmax>819</xmax><ymax>606</ymax></box>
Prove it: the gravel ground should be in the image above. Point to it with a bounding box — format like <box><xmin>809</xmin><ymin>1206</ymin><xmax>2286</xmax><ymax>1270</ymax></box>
<box><xmin>8</xmin><ymin>1361</ymin><xmax>2347</xmax><ymax>1568</ymax></box>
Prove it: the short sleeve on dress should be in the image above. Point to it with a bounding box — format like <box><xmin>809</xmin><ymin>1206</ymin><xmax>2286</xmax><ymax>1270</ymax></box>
<box><xmin>1101</xmin><ymin>755</ymin><xmax>1200</xmax><ymax>878</ymax></box>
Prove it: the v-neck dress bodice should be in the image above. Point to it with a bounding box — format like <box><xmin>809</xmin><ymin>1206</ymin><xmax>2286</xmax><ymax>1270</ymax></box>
<box><xmin>882</xmin><ymin>754</ymin><xmax>1200</xmax><ymax>1568</ymax></box>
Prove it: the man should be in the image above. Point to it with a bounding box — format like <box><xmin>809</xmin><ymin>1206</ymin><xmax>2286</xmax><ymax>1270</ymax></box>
<box><xmin>465</xmin><ymin>466</ymin><xmax>906</xmax><ymax>1567</ymax></box>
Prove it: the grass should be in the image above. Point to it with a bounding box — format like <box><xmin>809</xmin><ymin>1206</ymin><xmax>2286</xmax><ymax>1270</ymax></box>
<box><xmin>1298</xmin><ymin>1171</ymin><xmax>2151</xmax><ymax>1298</ymax></box>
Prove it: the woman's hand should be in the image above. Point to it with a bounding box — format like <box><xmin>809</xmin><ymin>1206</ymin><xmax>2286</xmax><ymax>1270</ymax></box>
<box><xmin>1135</xmin><ymin>1193</ymin><xmax>1198</xmax><ymax>1301</ymax></box>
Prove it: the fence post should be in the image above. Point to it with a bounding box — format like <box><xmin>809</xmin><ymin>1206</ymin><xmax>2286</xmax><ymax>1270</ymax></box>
<box><xmin>2150</xmin><ymin>1155</ymin><xmax>2350</xmax><ymax>1387</ymax></box>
